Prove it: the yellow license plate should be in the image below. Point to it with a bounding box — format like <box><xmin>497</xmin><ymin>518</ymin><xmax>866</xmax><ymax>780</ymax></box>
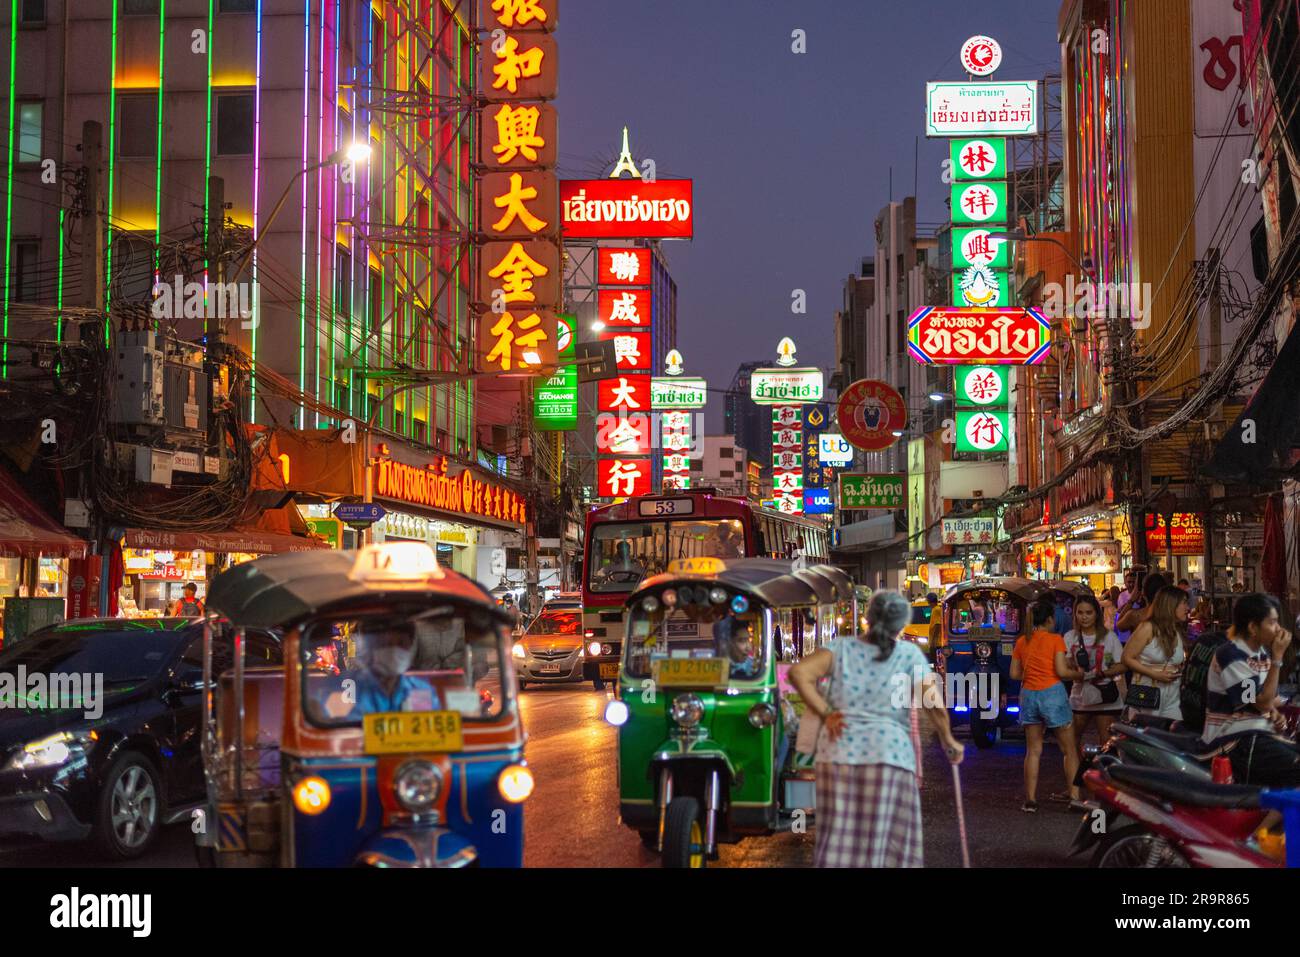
<box><xmin>599</xmin><ymin>663</ymin><xmax>620</xmax><ymax>679</ymax></box>
<box><xmin>653</xmin><ymin>657</ymin><xmax>727</xmax><ymax>688</ymax></box>
<box><xmin>363</xmin><ymin>711</ymin><xmax>463</xmax><ymax>754</ymax></box>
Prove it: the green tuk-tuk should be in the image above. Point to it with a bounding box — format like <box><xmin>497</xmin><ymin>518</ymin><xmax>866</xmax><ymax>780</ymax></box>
<box><xmin>603</xmin><ymin>556</ymin><xmax>856</xmax><ymax>867</ymax></box>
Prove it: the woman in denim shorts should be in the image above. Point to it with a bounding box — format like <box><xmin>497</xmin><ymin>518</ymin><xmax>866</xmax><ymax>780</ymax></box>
<box><xmin>1011</xmin><ymin>599</ymin><xmax>1080</xmax><ymax>812</ymax></box>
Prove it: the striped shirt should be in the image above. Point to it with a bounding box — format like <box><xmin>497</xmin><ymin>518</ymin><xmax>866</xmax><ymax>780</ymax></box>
<box><xmin>1203</xmin><ymin>637</ymin><xmax>1273</xmax><ymax>743</ymax></box>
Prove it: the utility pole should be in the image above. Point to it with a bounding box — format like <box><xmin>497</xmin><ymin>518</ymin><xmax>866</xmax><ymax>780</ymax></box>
<box><xmin>80</xmin><ymin>121</ymin><xmax>104</xmax><ymax>312</ymax></box>
<box><xmin>521</xmin><ymin>378</ymin><xmax>540</xmax><ymax>615</ymax></box>
<box><xmin>206</xmin><ymin>175</ymin><xmax>225</xmax><ymax>347</ymax></box>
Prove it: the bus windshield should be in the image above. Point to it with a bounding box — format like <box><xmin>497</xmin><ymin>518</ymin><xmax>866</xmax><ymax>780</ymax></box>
<box><xmin>587</xmin><ymin>519</ymin><xmax>745</xmax><ymax>594</ymax></box>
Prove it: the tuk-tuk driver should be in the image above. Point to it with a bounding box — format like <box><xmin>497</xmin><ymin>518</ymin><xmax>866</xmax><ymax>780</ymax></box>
<box><xmin>713</xmin><ymin>614</ymin><xmax>760</xmax><ymax>679</ymax></box>
<box><xmin>349</xmin><ymin>623</ymin><xmax>441</xmax><ymax>715</ymax></box>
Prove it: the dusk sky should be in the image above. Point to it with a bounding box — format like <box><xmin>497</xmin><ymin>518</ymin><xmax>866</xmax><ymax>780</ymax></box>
<box><xmin>556</xmin><ymin>0</ymin><xmax>1063</xmax><ymax>428</ymax></box>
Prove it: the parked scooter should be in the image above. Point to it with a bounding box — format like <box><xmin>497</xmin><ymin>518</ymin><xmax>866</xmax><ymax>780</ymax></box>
<box><xmin>1071</xmin><ymin>762</ymin><xmax>1284</xmax><ymax>867</ymax></box>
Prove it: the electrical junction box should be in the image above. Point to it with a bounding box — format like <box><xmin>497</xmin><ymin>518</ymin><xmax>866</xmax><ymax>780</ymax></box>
<box><xmin>113</xmin><ymin>331</ymin><xmax>165</xmax><ymax>425</ymax></box>
<box><xmin>135</xmin><ymin>447</ymin><xmax>174</xmax><ymax>486</ymax></box>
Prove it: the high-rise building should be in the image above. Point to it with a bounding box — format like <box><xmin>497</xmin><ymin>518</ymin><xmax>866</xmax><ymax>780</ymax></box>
<box><xmin>2</xmin><ymin>0</ymin><xmax>477</xmax><ymax>450</ymax></box>
<box><xmin>724</xmin><ymin>360</ymin><xmax>772</xmax><ymax>477</ymax></box>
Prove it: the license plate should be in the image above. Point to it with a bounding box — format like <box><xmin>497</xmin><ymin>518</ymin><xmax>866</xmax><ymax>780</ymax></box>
<box><xmin>363</xmin><ymin>711</ymin><xmax>463</xmax><ymax>754</ymax></box>
<box><xmin>599</xmin><ymin>663</ymin><xmax>620</xmax><ymax>679</ymax></box>
<box><xmin>653</xmin><ymin>657</ymin><xmax>727</xmax><ymax>688</ymax></box>
<box><xmin>540</xmin><ymin>664</ymin><xmax>561</xmax><ymax>673</ymax></box>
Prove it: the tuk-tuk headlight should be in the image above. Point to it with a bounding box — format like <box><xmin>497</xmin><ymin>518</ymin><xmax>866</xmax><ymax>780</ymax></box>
<box><xmin>604</xmin><ymin>699</ymin><xmax>629</xmax><ymax>726</ymax></box>
<box><xmin>395</xmin><ymin>761</ymin><xmax>442</xmax><ymax>813</ymax></box>
<box><xmin>709</xmin><ymin>587</ymin><xmax>727</xmax><ymax>605</ymax></box>
<box><xmin>498</xmin><ymin>764</ymin><xmax>535</xmax><ymax>803</ymax></box>
<box><xmin>671</xmin><ymin>693</ymin><xmax>704</xmax><ymax>728</ymax></box>
<box><xmin>662</xmin><ymin>589</ymin><xmax>678</xmax><ymax>607</ymax></box>
<box><xmin>588</xmin><ymin>640</ymin><xmax>602</xmax><ymax>656</ymax></box>
<box><xmin>602</xmin><ymin>643</ymin><xmax>613</xmax><ymax>656</ymax></box>
<box><xmin>748</xmin><ymin>703</ymin><xmax>776</xmax><ymax>728</ymax></box>
<box><xmin>292</xmin><ymin>776</ymin><xmax>331</xmax><ymax>816</ymax></box>
<box><xmin>641</xmin><ymin>595</ymin><xmax>660</xmax><ymax>613</ymax></box>
<box><xmin>730</xmin><ymin>595</ymin><xmax>749</xmax><ymax>614</ymax></box>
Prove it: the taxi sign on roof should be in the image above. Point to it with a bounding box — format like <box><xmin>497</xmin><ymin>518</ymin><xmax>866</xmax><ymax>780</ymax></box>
<box><xmin>350</xmin><ymin>542</ymin><xmax>443</xmax><ymax>583</ymax></box>
<box><xmin>666</xmin><ymin>557</ymin><xmax>726</xmax><ymax>576</ymax></box>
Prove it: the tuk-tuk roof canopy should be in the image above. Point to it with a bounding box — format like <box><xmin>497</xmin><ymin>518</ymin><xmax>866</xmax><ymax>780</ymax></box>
<box><xmin>205</xmin><ymin>549</ymin><xmax>513</xmax><ymax>631</ymax></box>
<box><xmin>629</xmin><ymin>558</ymin><xmax>855</xmax><ymax>609</ymax></box>
<box><xmin>945</xmin><ymin>577</ymin><xmax>1094</xmax><ymax>602</ymax></box>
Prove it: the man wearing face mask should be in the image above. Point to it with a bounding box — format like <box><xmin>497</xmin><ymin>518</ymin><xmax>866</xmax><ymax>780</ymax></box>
<box><xmin>350</xmin><ymin>623</ymin><xmax>441</xmax><ymax>715</ymax></box>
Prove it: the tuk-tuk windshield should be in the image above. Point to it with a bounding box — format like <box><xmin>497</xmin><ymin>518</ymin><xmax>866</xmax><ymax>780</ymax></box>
<box><xmin>625</xmin><ymin>591</ymin><xmax>765</xmax><ymax>681</ymax></box>
<box><xmin>301</xmin><ymin>606</ymin><xmax>507</xmax><ymax>727</ymax></box>
<box><xmin>946</xmin><ymin>589</ymin><xmax>1023</xmax><ymax>637</ymax></box>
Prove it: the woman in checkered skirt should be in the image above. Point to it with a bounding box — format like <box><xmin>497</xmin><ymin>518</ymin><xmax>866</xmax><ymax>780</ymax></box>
<box><xmin>790</xmin><ymin>590</ymin><xmax>963</xmax><ymax>867</ymax></box>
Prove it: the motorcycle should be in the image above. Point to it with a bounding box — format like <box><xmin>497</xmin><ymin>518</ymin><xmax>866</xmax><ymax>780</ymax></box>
<box><xmin>1072</xmin><ymin>762</ymin><xmax>1284</xmax><ymax>867</ymax></box>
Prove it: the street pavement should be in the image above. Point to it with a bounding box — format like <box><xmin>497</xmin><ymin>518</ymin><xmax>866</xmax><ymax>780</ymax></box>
<box><xmin>1</xmin><ymin>683</ymin><xmax>1086</xmax><ymax>868</ymax></box>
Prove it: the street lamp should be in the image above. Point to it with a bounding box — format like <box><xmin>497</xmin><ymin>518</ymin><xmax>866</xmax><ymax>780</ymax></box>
<box><xmin>227</xmin><ymin>142</ymin><xmax>372</xmax><ymax>287</ymax></box>
<box><xmin>928</xmin><ymin>391</ymin><xmax>951</xmax><ymax>403</ymax></box>
<box><xmin>984</xmin><ymin>230</ymin><xmax>1098</xmax><ymax>284</ymax></box>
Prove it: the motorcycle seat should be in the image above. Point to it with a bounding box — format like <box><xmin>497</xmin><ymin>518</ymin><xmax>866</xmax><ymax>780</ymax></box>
<box><xmin>1108</xmin><ymin>764</ymin><xmax>1262</xmax><ymax>810</ymax></box>
<box><xmin>1126</xmin><ymin>725</ymin><xmax>1223</xmax><ymax>762</ymax></box>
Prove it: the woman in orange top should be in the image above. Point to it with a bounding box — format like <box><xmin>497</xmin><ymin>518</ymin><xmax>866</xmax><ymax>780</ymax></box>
<box><xmin>1010</xmin><ymin>598</ymin><xmax>1079</xmax><ymax>811</ymax></box>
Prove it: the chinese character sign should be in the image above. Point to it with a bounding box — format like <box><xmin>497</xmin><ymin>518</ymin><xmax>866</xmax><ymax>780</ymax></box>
<box><xmin>950</xmin><ymin>137</ymin><xmax>1006</xmax><ymax>179</ymax></box>
<box><xmin>598</xmin><ymin>374</ymin><xmax>651</xmax><ymax>413</ymax></box>
<box><xmin>771</xmin><ymin>404</ymin><xmax>804</xmax><ymax>513</ymax></box>
<box><xmin>955</xmin><ymin>410</ymin><xmax>1010</xmax><ymax>452</ymax></box>
<box><xmin>598</xmin><ymin>457</ymin><xmax>651</xmax><ymax>499</ymax></box>
<box><xmin>597</xmin><ymin>288</ymin><xmax>652</xmax><ymax>328</ymax></box>
<box><xmin>595</xmin><ymin>412</ymin><xmax>652</xmax><ymax>455</ymax></box>
<box><xmin>661</xmin><ymin>409</ymin><xmax>693</xmax><ymax>489</ymax></box>
<box><xmin>956</xmin><ymin>365</ymin><xmax>1008</xmax><ymax>407</ymax></box>
<box><xmin>941</xmin><ymin>517</ymin><xmax>996</xmax><ymax>545</ymax></box>
<box><xmin>952</xmin><ymin>228</ymin><xmax>1010</xmax><ymax>269</ymax></box>
<box><xmin>476</xmin><ymin>0</ymin><xmax>560</xmax><ymax>377</ymax></box>
<box><xmin>598</xmin><ymin>247</ymin><xmax>653</xmax><ymax>285</ymax></box>
<box><xmin>952</xmin><ymin>181</ymin><xmax>1008</xmax><ymax>224</ymax></box>
<box><xmin>601</xmin><ymin>330</ymin><xmax>651</xmax><ymax>371</ymax></box>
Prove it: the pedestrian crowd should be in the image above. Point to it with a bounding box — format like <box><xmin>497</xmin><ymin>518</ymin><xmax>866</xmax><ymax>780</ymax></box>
<box><xmin>789</xmin><ymin>567</ymin><xmax>1300</xmax><ymax>867</ymax></box>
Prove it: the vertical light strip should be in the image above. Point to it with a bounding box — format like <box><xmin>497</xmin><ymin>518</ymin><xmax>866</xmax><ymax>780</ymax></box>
<box><xmin>362</xmin><ymin>2</ymin><xmax>373</xmax><ymax>427</ymax></box>
<box><xmin>330</xmin><ymin>0</ymin><xmax>340</xmax><ymax>423</ymax></box>
<box><xmin>56</xmin><ymin>209</ymin><xmax>65</xmax><ymax>342</ymax></box>
<box><xmin>313</xmin><ymin>0</ymin><xmax>326</xmax><ymax>425</ymax></box>
<box><xmin>201</xmin><ymin>0</ymin><xmax>214</xmax><ymax>299</ymax></box>
<box><xmin>377</xmin><ymin>2</ymin><xmax>386</xmax><ymax>432</ymax></box>
<box><xmin>152</xmin><ymin>0</ymin><xmax>166</xmax><ymax>282</ymax></box>
<box><xmin>347</xmin><ymin>1</ymin><xmax>357</xmax><ymax>422</ymax></box>
<box><xmin>104</xmin><ymin>0</ymin><xmax>121</xmax><ymax>336</ymax></box>
<box><xmin>2</xmin><ymin>0</ymin><xmax>18</xmax><ymax>370</ymax></box>
<box><xmin>298</xmin><ymin>0</ymin><xmax>311</xmax><ymax>420</ymax></box>
<box><xmin>250</xmin><ymin>0</ymin><xmax>264</xmax><ymax>420</ymax></box>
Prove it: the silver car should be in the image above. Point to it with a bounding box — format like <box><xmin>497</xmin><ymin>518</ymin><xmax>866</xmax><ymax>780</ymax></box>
<box><xmin>513</xmin><ymin>608</ymin><xmax>585</xmax><ymax>688</ymax></box>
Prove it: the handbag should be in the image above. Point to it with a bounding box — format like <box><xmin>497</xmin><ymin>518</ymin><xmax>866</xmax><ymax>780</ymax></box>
<box><xmin>1125</xmin><ymin>680</ymin><xmax>1161</xmax><ymax>710</ymax></box>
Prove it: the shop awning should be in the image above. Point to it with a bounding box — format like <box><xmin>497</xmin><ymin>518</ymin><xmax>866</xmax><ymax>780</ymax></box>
<box><xmin>0</xmin><ymin>468</ymin><xmax>88</xmax><ymax>559</ymax></box>
<box><xmin>124</xmin><ymin>526</ymin><xmax>329</xmax><ymax>554</ymax></box>
<box><xmin>1204</xmin><ymin>317</ymin><xmax>1300</xmax><ymax>484</ymax></box>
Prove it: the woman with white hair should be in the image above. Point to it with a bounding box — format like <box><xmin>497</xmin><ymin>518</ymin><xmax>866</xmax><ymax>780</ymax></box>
<box><xmin>790</xmin><ymin>590</ymin><xmax>963</xmax><ymax>867</ymax></box>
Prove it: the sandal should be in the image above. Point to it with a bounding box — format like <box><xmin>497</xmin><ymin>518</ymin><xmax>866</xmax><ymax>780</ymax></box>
<box><xmin>1021</xmin><ymin>800</ymin><xmax>1039</xmax><ymax>813</ymax></box>
<box><xmin>1048</xmin><ymin>791</ymin><xmax>1072</xmax><ymax>804</ymax></box>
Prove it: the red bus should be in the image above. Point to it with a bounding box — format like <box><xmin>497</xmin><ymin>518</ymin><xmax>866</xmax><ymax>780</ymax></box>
<box><xmin>579</xmin><ymin>489</ymin><xmax>830</xmax><ymax>689</ymax></box>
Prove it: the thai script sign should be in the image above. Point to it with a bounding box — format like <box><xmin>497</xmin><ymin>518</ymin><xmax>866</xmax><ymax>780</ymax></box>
<box><xmin>907</xmin><ymin>307</ymin><xmax>1051</xmax><ymax>365</ymax></box>
<box><xmin>651</xmin><ymin>377</ymin><xmax>707</xmax><ymax>409</ymax></box>
<box><xmin>839</xmin><ymin>473</ymin><xmax>905</xmax><ymax>510</ymax></box>
<box><xmin>941</xmin><ymin>516</ymin><xmax>996</xmax><ymax>545</ymax></box>
<box><xmin>925</xmin><ymin>80</ymin><xmax>1038</xmax><ymax>136</ymax></box>
<box><xmin>559</xmin><ymin>179</ymin><xmax>694</xmax><ymax>239</ymax></box>
<box><xmin>750</xmin><ymin>368</ymin><xmax>824</xmax><ymax>405</ymax></box>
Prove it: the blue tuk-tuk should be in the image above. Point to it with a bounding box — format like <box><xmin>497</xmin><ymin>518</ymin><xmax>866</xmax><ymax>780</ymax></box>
<box><xmin>941</xmin><ymin>577</ymin><xmax>1093</xmax><ymax>748</ymax></box>
<box><xmin>197</xmin><ymin>542</ymin><xmax>533</xmax><ymax>867</ymax></box>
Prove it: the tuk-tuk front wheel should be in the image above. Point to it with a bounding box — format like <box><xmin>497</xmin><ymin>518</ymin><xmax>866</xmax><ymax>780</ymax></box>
<box><xmin>969</xmin><ymin>713</ymin><xmax>1000</xmax><ymax>749</ymax></box>
<box><xmin>662</xmin><ymin>796</ymin><xmax>706</xmax><ymax>869</ymax></box>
